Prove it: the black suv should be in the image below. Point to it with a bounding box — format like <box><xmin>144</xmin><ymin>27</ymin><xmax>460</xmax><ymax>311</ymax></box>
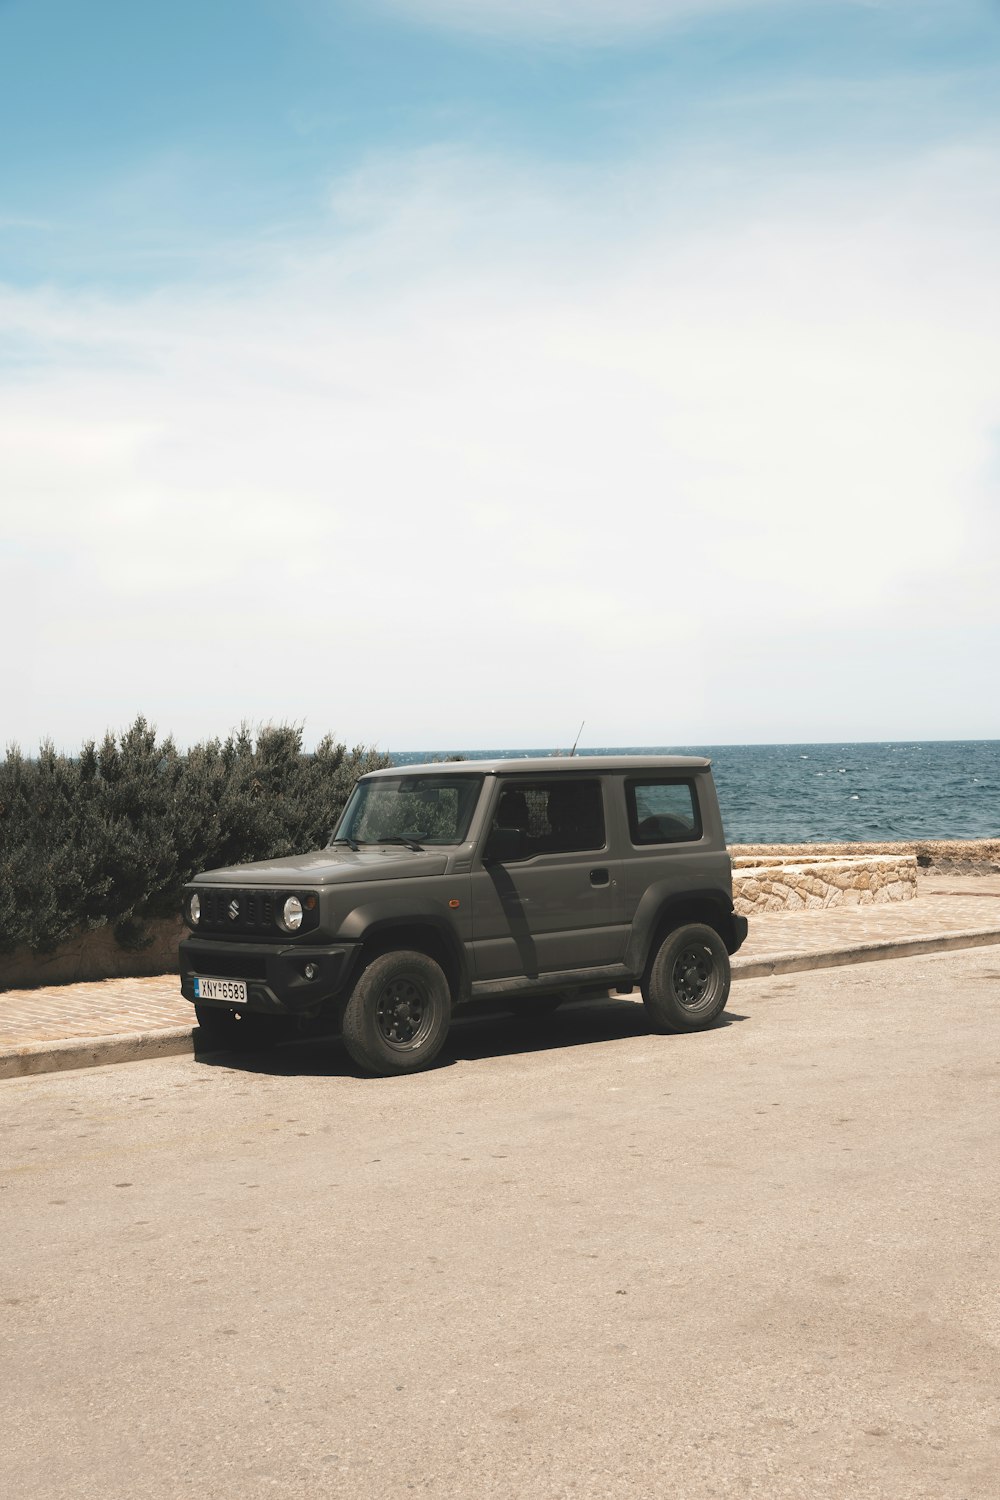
<box><xmin>179</xmin><ymin>756</ymin><xmax>748</xmax><ymax>1075</ymax></box>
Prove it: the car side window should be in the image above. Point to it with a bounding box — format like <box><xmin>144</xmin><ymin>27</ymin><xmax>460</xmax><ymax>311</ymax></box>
<box><xmin>627</xmin><ymin>779</ymin><xmax>701</xmax><ymax>844</ymax></box>
<box><xmin>492</xmin><ymin>779</ymin><xmax>606</xmax><ymax>856</ymax></box>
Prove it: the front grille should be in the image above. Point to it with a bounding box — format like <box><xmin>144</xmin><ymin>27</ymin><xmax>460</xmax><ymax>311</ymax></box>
<box><xmin>189</xmin><ymin>949</ymin><xmax>269</xmax><ymax>979</ymax></box>
<box><xmin>198</xmin><ymin>889</ymin><xmax>277</xmax><ymax>936</ymax></box>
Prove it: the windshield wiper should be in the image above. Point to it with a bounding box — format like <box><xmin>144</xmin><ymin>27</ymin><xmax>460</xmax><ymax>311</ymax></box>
<box><xmin>377</xmin><ymin>836</ymin><xmax>425</xmax><ymax>852</ymax></box>
<box><xmin>329</xmin><ymin>836</ymin><xmax>364</xmax><ymax>851</ymax></box>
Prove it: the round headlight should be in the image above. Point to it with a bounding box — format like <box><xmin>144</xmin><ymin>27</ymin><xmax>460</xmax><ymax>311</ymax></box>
<box><xmin>189</xmin><ymin>892</ymin><xmax>201</xmax><ymax>926</ymax></box>
<box><xmin>283</xmin><ymin>895</ymin><xmax>304</xmax><ymax>931</ymax></box>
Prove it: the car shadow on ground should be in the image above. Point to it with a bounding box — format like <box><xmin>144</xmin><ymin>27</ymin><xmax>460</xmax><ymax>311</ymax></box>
<box><xmin>193</xmin><ymin>996</ymin><xmax>749</xmax><ymax>1079</ymax></box>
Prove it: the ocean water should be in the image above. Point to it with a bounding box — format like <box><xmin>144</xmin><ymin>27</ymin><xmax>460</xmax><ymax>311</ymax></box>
<box><xmin>388</xmin><ymin>741</ymin><xmax>1000</xmax><ymax>844</ymax></box>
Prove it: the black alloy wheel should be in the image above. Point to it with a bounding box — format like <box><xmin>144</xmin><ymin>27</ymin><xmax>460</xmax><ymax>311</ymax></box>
<box><xmin>641</xmin><ymin>922</ymin><xmax>731</xmax><ymax>1033</ymax></box>
<box><xmin>376</xmin><ymin>975</ymin><xmax>435</xmax><ymax>1049</ymax></box>
<box><xmin>342</xmin><ymin>949</ymin><xmax>452</xmax><ymax>1076</ymax></box>
<box><xmin>671</xmin><ymin>942</ymin><xmax>715</xmax><ymax>1007</ymax></box>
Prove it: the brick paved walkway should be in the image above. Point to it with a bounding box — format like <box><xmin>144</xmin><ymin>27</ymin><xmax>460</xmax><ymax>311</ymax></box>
<box><xmin>0</xmin><ymin>974</ymin><xmax>190</xmax><ymax>1047</ymax></box>
<box><xmin>1</xmin><ymin>874</ymin><xmax>998</xmax><ymax>1050</ymax></box>
<box><xmin>740</xmin><ymin>872</ymin><xmax>1000</xmax><ymax>956</ymax></box>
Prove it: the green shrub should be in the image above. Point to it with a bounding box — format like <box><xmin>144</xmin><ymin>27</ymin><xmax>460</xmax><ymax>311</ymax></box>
<box><xmin>0</xmin><ymin>718</ymin><xmax>389</xmax><ymax>955</ymax></box>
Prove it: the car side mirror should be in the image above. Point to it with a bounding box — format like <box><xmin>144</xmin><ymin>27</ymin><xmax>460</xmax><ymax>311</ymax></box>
<box><xmin>483</xmin><ymin>826</ymin><xmax>525</xmax><ymax>864</ymax></box>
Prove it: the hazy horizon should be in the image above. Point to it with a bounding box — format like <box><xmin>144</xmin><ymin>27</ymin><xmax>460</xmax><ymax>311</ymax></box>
<box><xmin>4</xmin><ymin>723</ymin><xmax>999</xmax><ymax>760</ymax></box>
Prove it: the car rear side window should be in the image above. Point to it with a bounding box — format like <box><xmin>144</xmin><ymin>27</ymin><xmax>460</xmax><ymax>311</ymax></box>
<box><xmin>626</xmin><ymin>779</ymin><xmax>701</xmax><ymax>845</ymax></box>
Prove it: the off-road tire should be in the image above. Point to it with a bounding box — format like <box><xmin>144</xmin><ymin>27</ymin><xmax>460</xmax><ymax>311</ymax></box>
<box><xmin>342</xmin><ymin>949</ymin><xmax>452</xmax><ymax>1076</ymax></box>
<box><xmin>642</xmin><ymin>923</ymin><xmax>731</xmax><ymax>1033</ymax></box>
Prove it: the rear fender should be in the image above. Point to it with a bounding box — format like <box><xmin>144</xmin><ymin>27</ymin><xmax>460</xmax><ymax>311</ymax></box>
<box><xmin>625</xmin><ymin>886</ymin><xmax>740</xmax><ymax>975</ymax></box>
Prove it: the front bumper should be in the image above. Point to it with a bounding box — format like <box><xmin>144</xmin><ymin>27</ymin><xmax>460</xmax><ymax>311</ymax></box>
<box><xmin>179</xmin><ymin>936</ymin><xmax>360</xmax><ymax>1016</ymax></box>
<box><xmin>730</xmin><ymin>914</ymin><xmax>749</xmax><ymax>953</ymax></box>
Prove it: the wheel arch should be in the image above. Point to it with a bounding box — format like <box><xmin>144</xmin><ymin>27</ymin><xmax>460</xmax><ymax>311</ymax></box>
<box><xmin>625</xmin><ymin>886</ymin><xmax>740</xmax><ymax>978</ymax></box>
<box><xmin>339</xmin><ymin>905</ymin><xmax>469</xmax><ymax>1005</ymax></box>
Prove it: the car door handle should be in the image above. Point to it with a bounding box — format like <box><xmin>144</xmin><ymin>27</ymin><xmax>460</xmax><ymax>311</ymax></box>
<box><xmin>590</xmin><ymin>868</ymin><xmax>610</xmax><ymax>887</ymax></box>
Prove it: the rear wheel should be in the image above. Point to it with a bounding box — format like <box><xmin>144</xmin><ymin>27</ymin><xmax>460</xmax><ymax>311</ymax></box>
<box><xmin>642</xmin><ymin>923</ymin><xmax>731</xmax><ymax>1033</ymax></box>
<box><xmin>342</xmin><ymin>950</ymin><xmax>452</xmax><ymax>1076</ymax></box>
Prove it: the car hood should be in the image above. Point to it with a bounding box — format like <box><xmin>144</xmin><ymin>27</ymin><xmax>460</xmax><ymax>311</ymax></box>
<box><xmin>193</xmin><ymin>847</ymin><xmax>450</xmax><ymax>887</ymax></box>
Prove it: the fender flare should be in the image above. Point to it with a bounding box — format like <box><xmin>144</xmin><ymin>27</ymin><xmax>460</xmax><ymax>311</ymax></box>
<box><xmin>624</xmin><ymin>885</ymin><xmax>740</xmax><ymax>974</ymax></box>
<box><xmin>336</xmin><ymin>898</ymin><xmax>469</xmax><ymax>995</ymax></box>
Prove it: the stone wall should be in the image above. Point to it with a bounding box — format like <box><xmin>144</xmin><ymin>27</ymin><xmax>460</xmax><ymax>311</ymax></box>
<box><xmin>732</xmin><ymin>854</ymin><xmax>917</xmax><ymax>916</ymax></box>
<box><xmin>731</xmin><ymin>839</ymin><xmax>1000</xmax><ymax>876</ymax></box>
<box><xmin>0</xmin><ymin>919</ymin><xmax>184</xmax><ymax>992</ymax></box>
<box><xmin>727</xmin><ymin>839</ymin><xmax>999</xmax><ymax>916</ymax></box>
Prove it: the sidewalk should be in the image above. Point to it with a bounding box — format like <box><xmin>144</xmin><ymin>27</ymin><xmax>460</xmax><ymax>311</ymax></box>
<box><xmin>2</xmin><ymin>874</ymin><xmax>999</xmax><ymax>1078</ymax></box>
<box><xmin>733</xmin><ymin>870</ymin><xmax>1000</xmax><ymax>970</ymax></box>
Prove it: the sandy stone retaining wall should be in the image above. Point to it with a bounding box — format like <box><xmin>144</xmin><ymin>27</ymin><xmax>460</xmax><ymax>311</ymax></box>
<box><xmin>0</xmin><ymin>919</ymin><xmax>184</xmax><ymax>992</ymax></box>
<box><xmin>728</xmin><ymin>840</ymin><xmax>999</xmax><ymax>917</ymax></box>
<box><xmin>732</xmin><ymin>854</ymin><xmax>917</xmax><ymax>916</ymax></box>
<box><xmin>731</xmin><ymin>839</ymin><xmax>1000</xmax><ymax>875</ymax></box>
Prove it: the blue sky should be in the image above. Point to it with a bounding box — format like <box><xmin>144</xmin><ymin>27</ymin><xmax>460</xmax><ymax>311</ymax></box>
<box><xmin>1</xmin><ymin>0</ymin><xmax>999</xmax><ymax>750</ymax></box>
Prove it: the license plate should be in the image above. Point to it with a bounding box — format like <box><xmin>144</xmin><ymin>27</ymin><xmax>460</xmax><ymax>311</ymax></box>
<box><xmin>193</xmin><ymin>977</ymin><xmax>248</xmax><ymax>1003</ymax></box>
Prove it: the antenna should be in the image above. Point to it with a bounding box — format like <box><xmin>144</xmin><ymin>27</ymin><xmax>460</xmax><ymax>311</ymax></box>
<box><xmin>569</xmin><ymin>720</ymin><xmax>585</xmax><ymax>757</ymax></box>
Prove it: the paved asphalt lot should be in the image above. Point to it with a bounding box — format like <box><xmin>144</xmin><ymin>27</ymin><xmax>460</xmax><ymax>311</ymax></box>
<box><xmin>2</xmin><ymin>949</ymin><xmax>999</xmax><ymax>1499</ymax></box>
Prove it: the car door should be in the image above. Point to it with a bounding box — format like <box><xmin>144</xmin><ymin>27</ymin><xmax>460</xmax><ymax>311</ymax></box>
<box><xmin>469</xmin><ymin>776</ymin><xmax>625</xmax><ymax>981</ymax></box>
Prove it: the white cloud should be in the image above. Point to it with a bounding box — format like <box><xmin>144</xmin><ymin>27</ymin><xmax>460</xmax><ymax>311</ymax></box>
<box><xmin>1</xmin><ymin>138</ymin><xmax>998</xmax><ymax>749</ymax></box>
<box><xmin>378</xmin><ymin>0</ymin><xmax>882</xmax><ymax>43</ymax></box>
<box><xmin>385</xmin><ymin>0</ymin><xmax>743</xmax><ymax>39</ymax></box>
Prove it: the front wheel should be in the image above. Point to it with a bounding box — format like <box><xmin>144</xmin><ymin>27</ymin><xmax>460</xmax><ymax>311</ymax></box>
<box><xmin>642</xmin><ymin>923</ymin><xmax>731</xmax><ymax>1033</ymax></box>
<box><xmin>342</xmin><ymin>950</ymin><xmax>452</xmax><ymax>1076</ymax></box>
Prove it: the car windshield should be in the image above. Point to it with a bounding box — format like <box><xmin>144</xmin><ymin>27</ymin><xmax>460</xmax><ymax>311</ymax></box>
<box><xmin>333</xmin><ymin>775</ymin><xmax>484</xmax><ymax>847</ymax></box>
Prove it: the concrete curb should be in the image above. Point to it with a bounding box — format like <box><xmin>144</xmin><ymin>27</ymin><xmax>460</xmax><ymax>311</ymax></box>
<box><xmin>3</xmin><ymin>926</ymin><xmax>1000</xmax><ymax>1080</ymax></box>
<box><xmin>0</xmin><ymin>1026</ymin><xmax>195</xmax><ymax>1080</ymax></box>
<box><xmin>731</xmin><ymin>926</ymin><xmax>1000</xmax><ymax>980</ymax></box>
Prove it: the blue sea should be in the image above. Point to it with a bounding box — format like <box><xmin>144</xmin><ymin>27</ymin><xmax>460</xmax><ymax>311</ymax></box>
<box><xmin>388</xmin><ymin>741</ymin><xmax>1000</xmax><ymax>844</ymax></box>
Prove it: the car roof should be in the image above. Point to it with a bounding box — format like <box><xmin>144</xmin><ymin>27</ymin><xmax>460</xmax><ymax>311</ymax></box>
<box><xmin>362</xmin><ymin>755</ymin><xmax>711</xmax><ymax>780</ymax></box>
